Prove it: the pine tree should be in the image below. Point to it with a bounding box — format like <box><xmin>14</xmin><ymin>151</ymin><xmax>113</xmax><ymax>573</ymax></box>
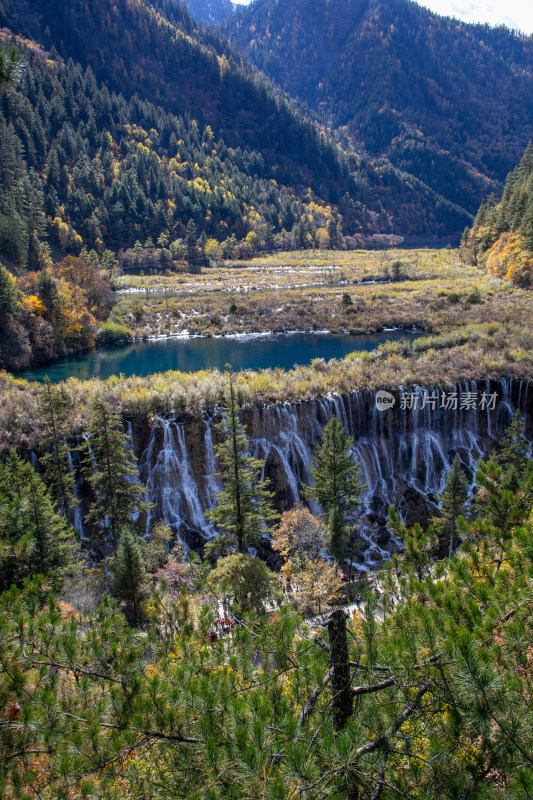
<box><xmin>0</xmin><ymin>452</ymin><xmax>78</xmax><ymax>590</ymax></box>
<box><xmin>494</xmin><ymin>410</ymin><xmax>530</xmax><ymax>479</ymax></box>
<box><xmin>101</xmin><ymin>249</ymin><xmax>118</xmax><ymax>276</ymax></box>
<box><xmin>2</xmin><ymin>469</ymin><xmax>533</xmax><ymax>798</ymax></box>
<box><xmin>326</xmin><ymin>217</ymin><xmax>340</xmax><ymax>249</ymax></box>
<box><xmin>0</xmin><ymin>265</ymin><xmax>20</xmax><ymax>316</ymax></box>
<box><xmin>328</xmin><ymin>505</ymin><xmax>345</xmax><ymax>563</ymax></box>
<box><xmin>82</xmin><ymin>398</ymin><xmax>149</xmax><ymax>554</ymax></box>
<box><xmin>473</xmin><ymin>457</ymin><xmax>531</xmax><ymax>558</ymax></box>
<box><xmin>185</xmin><ymin>218</ymin><xmax>197</xmax><ymax>252</ymax></box>
<box><xmin>521</xmin><ymin>196</ymin><xmax>533</xmax><ymax>252</ymax></box>
<box><xmin>436</xmin><ymin>455</ymin><xmax>469</xmax><ymax>558</ymax></box>
<box><xmin>388</xmin><ymin>506</ymin><xmax>438</xmax><ymax>581</ymax></box>
<box><xmin>133</xmin><ymin>240</ymin><xmax>144</xmax><ymax>268</ymax></box>
<box><xmin>36</xmin><ymin>269</ymin><xmax>60</xmax><ymax>326</ymax></box>
<box><xmin>39</xmin><ymin>378</ymin><xmax>77</xmax><ymax>519</ymax></box>
<box><xmin>207</xmin><ymin>374</ymin><xmax>277</xmax><ymax>553</ymax></box>
<box><xmin>111</xmin><ymin>530</ymin><xmax>146</xmax><ymax>626</ymax></box>
<box><xmin>0</xmin><ymin>44</ymin><xmax>19</xmax><ymax>93</ymax></box>
<box><xmin>302</xmin><ymin>415</ymin><xmax>364</xmax><ymax>562</ymax></box>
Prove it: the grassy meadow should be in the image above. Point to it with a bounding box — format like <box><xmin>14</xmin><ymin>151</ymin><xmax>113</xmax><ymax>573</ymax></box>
<box><xmin>108</xmin><ymin>248</ymin><xmax>529</xmax><ymax>340</ymax></box>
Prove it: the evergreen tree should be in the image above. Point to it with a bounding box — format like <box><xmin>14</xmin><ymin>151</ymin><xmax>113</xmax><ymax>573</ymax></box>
<box><xmin>473</xmin><ymin>458</ymin><xmax>532</xmax><ymax>565</ymax></box>
<box><xmin>82</xmin><ymin>398</ymin><xmax>149</xmax><ymax>553</ymax></box>
<box><xmin>0</xmin><ymin>44</ymin><xmax>19</xmax><ymax>93</ymax></box>
<box><xmin>207</xmin><ymin>374</ymin><xmax>277</xmax><ymax>553</ymax></box>
<box><xmin>388</xmin><ymin>506</ymin><xmax>438</xmax><ymax>581</ymax></box>
<box><xmin>185</xmin><ymin>218</ymin><xmax>197</xmax><ymax>252</ymax></box>
<box><xmin>326</xmin><ymin>217</ymin><xmax>339</xmax><ymax>248</ymax></box>
<box><xmin>39</xmin><ymin>378</ymin><xmax>77</xmax><ymax>519</ymax></box>
<box><xmin>101</xmin><ymin>249</ymin><xmax>118</xmax><ymax>275</ymax></box>
<box><xmin>0</xmin><ymin>264</ymin><xmax>20</xmax><ymax>316</ymax></box>
<box><xmin>493</xmin><ymin>409</ymin><xmax>530</xmax><ymax>478</ymax></box>
<box><xmin>1</xmin><ymin>463</ymin><xmax>533</xmax><ymax>798</ymax></box>
<box><xmin>133</xmin><ymin>240</ymin><xmax>144</xmax><ymax>268</ymax></box>
<box><xmin>328</xmin><ymin>505</ymin><xmax>345</xmax><ymax>563</ymax></box>
<box><xmin>391</xmin><ymin>259</ymin><xmax>403</xmax><ymax>280</ymax></box>
<box><xmin>0</xmin><ymin>452</ymin><xmax>78</xmax><ymax>590</ymax></box>
<box><xmin>111</xmin><ymin>529</ymin><xmax>146</xmax><ymax>626</ymax></box>
<box><xmin>435</xmin><ymin>455</ymin><xmax>469</xmax><ymax>558</ymax></box>
<box><xmin>36</xmin><ymin>269</ymin><xmax>60</xmax><ymax>326</ymax></box>
<box><xmin>522</xmin><ymin>197</ymin><xmax>533</xmax><ymax>252</ymax></box>
<box><xmin>302</xmin><ymin>415</ymin><xmax>364</xmax><ymax>562</ymax></box>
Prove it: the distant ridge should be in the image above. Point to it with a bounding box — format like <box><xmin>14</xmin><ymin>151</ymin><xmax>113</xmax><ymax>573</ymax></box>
<box><xmin>184</xmin><ymin>0</ymin><xmax>235</xmax><ymax>26</ymax></box>
<box><xmin>225</xmin><ymin>0</ymin><xmax>533</xmax><ymax>215</ymax></box>
<box><xmin>0</xmin><ymin>0</ymin><xmax>477</xmax><ymax>265</ymax></box>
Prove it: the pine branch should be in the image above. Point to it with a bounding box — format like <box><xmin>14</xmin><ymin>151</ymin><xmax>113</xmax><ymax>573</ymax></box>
<box><xmin>369</xmin><ymin>761</ymin><xmax>387</xmax><ymax>800</ymax></box>
<box><xmin>22</xmin><ymin>647</ymin><xmax>123</xmax><ymax>683</ymax></box>
<box><xmin>352</xmin><ymin>677</ymin><xmax>396</xmax><ymax>696</ymax></box>
<box><xmin>353</xmin><ymin>680</ymin><xmax>432</xmax><ymax>761</ymax></box>
<box><xmin>298</xmin><ymin>668</ymin><xmax>334</xmax><ymax>728</ymax></box>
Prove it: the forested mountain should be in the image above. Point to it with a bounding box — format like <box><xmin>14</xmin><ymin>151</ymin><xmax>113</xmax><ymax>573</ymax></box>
<box><xmin>0</xmin><ymin>0</ymin><xmax>473</xmax><ymax>276</ymax></box>
<box><xmin>183</xmin><ymin>0</ymin><xmax>235</xmax><ymax>26</ymax></box>
<box><xmin>1</xmin><ymin>0</ymin><xmax>349</xmax><ymax>198</ymax></box>
<box><xmin>225</xmin><ymin>0</ymin><xmax>533</xmax><ymax>216</ymax></box>
<box><xmin>461</xmin><ymin>143</ymin><xmax>533</xmax><ymax>287</ymax></box>
<box><xmin>0</xmin><ymin>39</ymin><xmax>351</xmax><ymax>270</ymax></box>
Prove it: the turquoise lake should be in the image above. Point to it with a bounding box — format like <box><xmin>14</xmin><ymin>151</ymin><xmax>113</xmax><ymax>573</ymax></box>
<box><xmin>15</xmin><ymin>330</ymin><xmax>418</xmax><ymax>383</ymax></box>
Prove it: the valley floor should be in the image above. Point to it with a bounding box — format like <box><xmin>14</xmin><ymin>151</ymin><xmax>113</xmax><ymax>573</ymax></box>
<box><xmin>109</xmin><ymin>248</ymin><xmax>531</xmax><ymax>343</ymax></box>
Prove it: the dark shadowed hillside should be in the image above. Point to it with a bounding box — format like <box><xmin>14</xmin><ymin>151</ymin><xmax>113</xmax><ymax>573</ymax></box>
<box><xmin>225</xmin><ymin>0</ymin><xmax>533</xmax><ymax>215</ymax></box>
<box><xmin>182</xmin><ymin>0</ymin><xmax>235</xmax><ymax>26</ymax></box>
<box><xmin>0</xmin><ymin>0</ymin><xmax>350</xmax><ymax>200</ymax></box>
<box><xmin>0</xmin><ymin>0</ymin><xmax>473</xmax><ymax>269</ymax></box>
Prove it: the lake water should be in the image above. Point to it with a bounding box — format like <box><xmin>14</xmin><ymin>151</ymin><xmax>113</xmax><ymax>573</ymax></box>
<box><xmin>16</xmin><ymin>330</ymin><xmax>418</xmax><ymax>383</ymax></box>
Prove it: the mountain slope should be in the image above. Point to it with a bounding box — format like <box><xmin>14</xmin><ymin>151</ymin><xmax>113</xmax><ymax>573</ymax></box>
<box><xmin>183</xmin><ymin>0</ymin><xmax>235</xmax><ymax>26</ymax></box>
<box><xmin>462</xmin><ymin>143</ymin><xmax>533</xmax><ymax>287</ymax></box>
<box><xmin>225</xmin><ymin>0</ymin><xmax>533</xmax><ymax>215</ymax></box>
<box><xmin>0</xmin><ymin>0</ymin><xmax>472</xmax><ymax>244</ymax></box>
<box><xmin>0</xmin><ymin>36</ymin><xmax>357</xmax><ymax>269</ymax></box>
<box><xmin>0</xmin><ymin>0</ymin><xmax>350</xmax><ymax>200</ymax></box>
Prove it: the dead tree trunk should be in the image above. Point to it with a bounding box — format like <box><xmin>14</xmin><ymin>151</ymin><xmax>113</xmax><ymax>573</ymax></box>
<box><xmin>328</xmin><ymin>608</ymin><xmax>354</xmax><ymax>730</ymax></box>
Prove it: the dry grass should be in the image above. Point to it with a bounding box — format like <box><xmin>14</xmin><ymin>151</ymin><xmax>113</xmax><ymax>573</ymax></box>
<box><xmin>108</xmin><ymin>249</ymin><xmax>519</xmax><ymax>340</ymax></box>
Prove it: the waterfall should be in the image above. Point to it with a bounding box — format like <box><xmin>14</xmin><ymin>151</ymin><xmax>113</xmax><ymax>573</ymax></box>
<box><xmin>134</xmin><ymin>378</ymin><xmax>532</xmax><ymax>565</ymax></box>
<box><xmin>203</xmin><ymin>420</ymin><xmax>221</xmax><ymax>514</ymax></box>
<box><xmin>139</xmin><ymin>417</ymin><xmax>216</xmax><ymax>549</ymax></box>
<box><xmin>66</xmin><ymin>449</ymin><xmax>84</xmax><ymax>537</ymax></box>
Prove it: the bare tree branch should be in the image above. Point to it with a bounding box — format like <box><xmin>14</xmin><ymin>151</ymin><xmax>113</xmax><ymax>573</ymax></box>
<box><xmin>354</xmin><ymin>680</ymin><xmax>432</xmax><ymax>761</ymax></box>
<box><xmin>369</xmin><ymin>761</ymin><xmax>387</xmax><ymax>800</ymax></box>
<box><xmin>298</xmin><ymin>668</ymin><xmax>334</xmax><ymax>728</ymax></box>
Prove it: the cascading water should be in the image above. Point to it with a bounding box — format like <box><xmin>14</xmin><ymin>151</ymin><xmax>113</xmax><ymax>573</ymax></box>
<box><xmin>66</xmin><ymin>450</ymin><xmax>84</xmax><ymax>536</ymax></box>
<box><xmin>203</xmin><ymin>421</ymin><xmax>221</xmax><ymax>515</ymax></box>
<box><xmin>132</xmin><ymin>378</ymin><xmax>532</xmax><ymax>568</ymax></box>
<box><xmin>139</xmin><ymin>417</ymin><xmax>215</xmax><ymax>551</ymax></box>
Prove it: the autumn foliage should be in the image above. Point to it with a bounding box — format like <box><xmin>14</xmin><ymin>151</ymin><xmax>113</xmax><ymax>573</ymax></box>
<box><xmin>462</xmin><ymin>143</ymin><xmax>533</xmax><ymax>288</ymax></box>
